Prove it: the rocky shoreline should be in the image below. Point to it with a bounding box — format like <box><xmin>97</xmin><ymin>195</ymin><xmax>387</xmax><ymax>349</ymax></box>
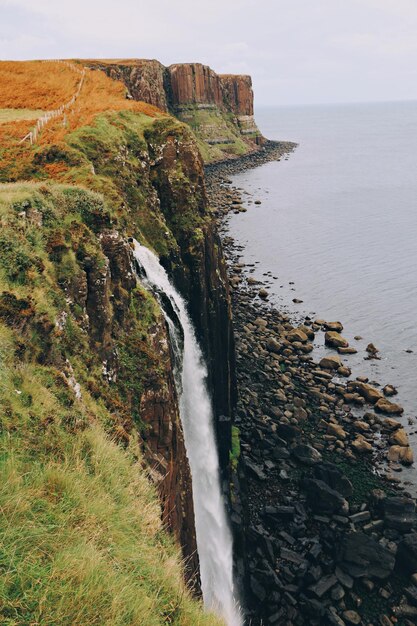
<box><xmin>205</xmin><ymin>150</ymin><xmax>417</xmax><ymax>626</ymax></box>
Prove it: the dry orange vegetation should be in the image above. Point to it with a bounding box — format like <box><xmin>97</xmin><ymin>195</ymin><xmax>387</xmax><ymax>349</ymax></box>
<box><xmin>0</xmin><ymin>60</ymin><xmax>165</xmax><ymax>180</ymax></box>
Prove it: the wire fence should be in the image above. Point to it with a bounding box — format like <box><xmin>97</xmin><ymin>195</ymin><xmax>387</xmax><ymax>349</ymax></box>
<box><xmin>19</xmin><ymin>60</ymin><xmax>86</xmax><ymax>145</ymax></box>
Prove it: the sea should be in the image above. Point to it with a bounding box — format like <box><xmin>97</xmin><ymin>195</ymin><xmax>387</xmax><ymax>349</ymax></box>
<box><xmin>226</xmin><ymin>101</ymin><xmax>417</xmax><ymax>485</ymax></box>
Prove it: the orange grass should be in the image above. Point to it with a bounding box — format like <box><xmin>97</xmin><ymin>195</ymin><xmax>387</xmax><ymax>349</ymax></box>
<box><xmin>0</xmin><ymin>60</ymin><xmax>166</xmax><ymax>181</ymax></box>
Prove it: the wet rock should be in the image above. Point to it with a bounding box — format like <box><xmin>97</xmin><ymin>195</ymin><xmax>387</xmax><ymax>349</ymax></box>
<box><xmin>314</xmin><ymin>462</ymin><xmax>353</xmax><ymax>497</ymax></box>
<box><xmin>383</xmin><ymin>384</ymin><xmax>398</xmax><ymax>397</ymax></box>
<box><xmin>351</xmin><ymin>437</ymin><xmax>372</xmax><ymax>453</ymax></box>
<box><xmin>292</xmin><ymin>444</ymin><xmax>322</xmax><ymax>465</ymax></box>
<box><xmin>288</xmin><ymin>327</ymin><xmax>308</xmax><ymax>343</ymax></box>
<box><xmin>338</xmin><ymin>346</ymin><xmax>358</xmax><ymax>355</ymax></box>
<box><xmin>303</xmin><ymin>478</ymin><xmax>349</xmax><ymax>515</ymax></box>
<box><xmin>387</xmin><ymin>445</ymin><xmax>414</xmax><ymax>465</ymax></box>
<box><xmin>258</xmin><ymin>288</ymin><xmax>269</xmax><ymax>299</ymax></box>
<box><xmin>352</xmin><ymin>381</ymin><xmax>384</xmax><ymax>404</ymax></box>
<box><xmin>342</xmin><ymin>610</ymin><xmax>361</xmax><ymax>625</ymax></box>
<box><xmin>323</xmin><ymin>321</ymin><xmax>344</xmax><ymax>332</ymax></box>
<box><xmin>327</xmin><ymin>423</ymin><xmax>347</xmax><ymax>440</ymax></box>
<box><xmin>397</xmin><ymin>533</ymin><xmax>417</xmax><ymax>573</ymax></box>
<box><xmin>320</xmin><ymin>355</ymin><xmax>342</xmax><ymax>370</ymax></box>
<box><xmin>366</xmin><ymin>343</ymin><xmax>379</xmax><ymax>356</ymax></box>
<box><xmin>339</xmin><ymin>532</ymin><xmax>395</xmax><ymax>579</ymax></box>
<box><xmin>389</xmin><ymin>428</ymin><xmax>409</xmax><ymax>447</ymax></box>
<box><xmin>375</xmin><ymin>398</ymin><xmax>404</xmax><ymax>415</ymax></box>
<box><xmin>325</xmin><ymin>331</ymin><xmax>349</xmax><ymax>349</ymax></box>
<box><xmin>384</xmin><ymin>496</ymin><xmax>416</xmax><ymax>532</ymax></box>
<box><xmin>308</xmin><ymin>574</ymin><xmax>338</xmax><ymax>598</ymax></box>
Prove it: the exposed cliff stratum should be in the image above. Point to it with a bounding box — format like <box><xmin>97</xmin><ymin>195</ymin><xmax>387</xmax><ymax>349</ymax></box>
<box><xmin>86</xmin><ymin>59</ymin><xmax>264</xmax><ymax>162</ymax></box>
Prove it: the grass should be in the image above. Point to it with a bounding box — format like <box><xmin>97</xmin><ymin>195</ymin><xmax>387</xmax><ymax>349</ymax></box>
<box><xmin>0</xmin><ymin>374</ymin><xmax>221</xmax><ymax>625</ymax></box>
<box><xmin>0</xmin><ymin>109</ymin><xmax>46</xmax><ymax>124</ymax></box>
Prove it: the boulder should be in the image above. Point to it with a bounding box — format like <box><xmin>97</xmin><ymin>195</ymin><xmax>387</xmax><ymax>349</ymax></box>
<box><xmin>366</xmin><ymin>342</ymin><xmax>379</xmax><ymax>355</ymax></box>
<box><xmin>327</xmin><ymin>423</ymin><xmax>347</xmax><ymax>440</ymax></box>
<box><xmin>338</xmin><ymin>532</ymin><xmax>395</xmax><ymax>579</ymax></box>
<box><xmin>397</xmin><ymin>533</ymin><xmax>417</xmax><ymax>573</ymax></box>
<box><xmin>323</xmin><ymin>321</ymin><xmax>344</xmax><ymax>332</ymax></box>
<box><xmin>387</xmin><ymin>445</ymin><xmax>414</xmax><ymax>465</ymax></box>
<box><xmin>325</xmin><ymin>331</ymin><xmax>349</xmax><ymax>349</ymax></box>
<box><xmin>351</xmin><ymin>437</ymin><xmax>372</xmax><ymax>453</ymax></box>
<box><xmin>287</xmin><ymin>328</ymin><xmax>308</xmax><ymax>343</ymax></box>
<box><xmin>389</xmin><ymin>428</ymin><xmax>409</xmax><ymax>447</ymax></box>
<box><xmin>375</xmin><ymin>398</ymin><xmax>404</xmax><ymax>415</ymax></box>
<box><xmin>303</xmin><ymin>478</ymin><xmax>349</xmax><ymax>515</ymax></box>
<box><xmin>320</xmin><ymin>355</ymin><xmax>342</xmax><ymax>370</ymax></box>
<box><xmin>384</xmin><ymin>496</ymin><xmax>416</xmax><ymax>532</ymax></box>
<box><xmin>338</xmin><ymin>346</ymin><xmax>358</xmax><ymax>354</ymax></box>
<box><xmin>314</xmin><ymin>462</ymin><xmax>353</xmax><ymax>497</ymax></box>
<box><xmin>352</xmin><ymin>381</ymin><xmax>383</xmax><ymax>404</ymax></box>
<box><xmin>266</xmin><ymin>337</ymin><xmax>281</xmax><ymax>353</ymax></box>
<box><xmin>292</xmin><ymin>444</ymin><xmax>322</xmax><ymax>465</ymax></box>
<box><xmin>383</xmin><ymin>384</ymin><xmax>398</xmax><ymax>397</ymax></box>
<box><xmin>258</xmin><ymin>288</ymin><xmax>269</xmax><ymax>299</ymax></box>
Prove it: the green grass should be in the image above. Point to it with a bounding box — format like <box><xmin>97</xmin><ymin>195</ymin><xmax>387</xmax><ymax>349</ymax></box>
<box><xmin>0</xmin><ymin>108</ymin><xmax>45</xmax><ymax>124</ymax></box>
<box><xmin>0</xmin><ymin>394</ymin><xmax>221</xmax><ymax>625</ymax></box>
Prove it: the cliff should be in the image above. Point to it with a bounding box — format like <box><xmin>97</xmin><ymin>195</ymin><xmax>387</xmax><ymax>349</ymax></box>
<box><xmin>86</xmin><ymin>59</ymin><xmax>264</xmax><ymax>162</ymax></box>
<box><xmin>0</xmin><ymin>62</ymin><xmax>233</xmax><ymax>623</ymax></box>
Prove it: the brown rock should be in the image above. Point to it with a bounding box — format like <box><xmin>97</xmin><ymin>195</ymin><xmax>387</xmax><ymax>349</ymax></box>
<box><xmin>325</xmin><ymin>331</ymin><xmax>349</xmax><ymax>348</ymax></box>
<box><xmin>323</xmin><ymin>321</ymin><xmax>344</xmax><ymax>332</ymax></box>
<box><xmin>352</xmin><ymin>437</ymin><xmax>373</xmax><ymax>453</ymax></box>
<box><xmin>287</xmin><ymin>328</ymin><xmax>308</xmax><ymax>343</ymax></box>
<box><xmin>352</xmin><ymin>381</ymin><xmax>383</xmax><ymax>404</ymax></box>
<box><xmin>338</xmin><ymin>346</ymin><xmax>358</xmax><ymax>354</ymax></box>
<box><xmin>389</xmin><ymin>428</ymin><xmax>409</xmax><ymax>447</ymax></box>
<box><xmin>375</xmin><ymin>398</ymin><xmax>404</xmax><ymax>415</ymax></box>
<box><xmin>327</xmin><ymin>423</ymin><xmax>347</xmax><ymax>440</ymax></box>
<box><xmin>383</xmin><ymin>384</ymin><xmax>398</xmax><ymax>397</ymax></box>
<box><xmin>320</xmin><ymin>355</ymin><xmax>342</xmax><ymax>370</ymax></box>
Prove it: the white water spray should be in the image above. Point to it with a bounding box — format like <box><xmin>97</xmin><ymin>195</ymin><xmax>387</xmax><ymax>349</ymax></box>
<box><xmin>133</xmin><ymin>241</ymin><xmax>242</xmax><ymax>626</ymax></box>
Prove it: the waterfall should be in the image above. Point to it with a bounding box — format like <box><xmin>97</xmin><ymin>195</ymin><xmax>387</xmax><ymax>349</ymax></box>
<box><xmin>133</xmin><ymin>241</ymin><xmax>242</xmax><ymax>626</ymax></box>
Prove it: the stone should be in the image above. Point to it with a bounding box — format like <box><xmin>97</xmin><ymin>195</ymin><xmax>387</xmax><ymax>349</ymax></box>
<box><xmin>266</xmin><ymin>337</ymin><xmax>281</xmax><ymax>353</ymax></box>
<box><xmin>292</xmin><ymin>443</ymin><xmax>322</xmax><ymax>465</ymax></box>
<box><xmin>375</xmin><ymin>398</ymin><xmax>404</xmax><ymax>415</ymax></box>
<box><xmin>342</xmin><ymin>610</ymin><xmax>361</xmax><ymax>625</ymax></box>
<box><xmin>303</xmin><ymin>478</ymin><xmax>349</xmax><ymax>515</ymax></box>
<box><xmin>398</xmin><ymin>534</ymin><xmax>417</xmax><ymax>573</ymax></box>
<box><xmin>383</xmin><ymin>384</ymin><xmax>398</xmax><ymax>397</ymax></box>
<box><xmin>389</xmin><ymin>428</ymin><xmax>409</xmax><ymax>446</ymax></box>
<box><xmin>366</xmin><ymin>342</ymin><xmax>379</xmax><ymax>355</ymax></box>
<box><xmin>323</xmin><ymin>321</ymin><xmax>344</xmax><ymax>332</ymax></box>
<box><xmin>314</xmin><ymin>462</ymin><xmax>353</xmax><ymax>497</ymax></box>
<box><xmin>325</xmin><ymin>331</ymin><xmax>349</xmax><ymax>349</ymax></box>
<box><xmin>339</xmin><ymin>532</ymin><xmax>395</xmax><ymax>579</ymax></box>
<box><xmin>338</xmin><ymin>346</ymin><xmax>358</xmax><ymax>354</ymax></box>
<box><xmin>384</xmin><ymin>496</ymin><xmax>416</xmax><ymax>532</ymax></box>
<box><xmin>287</xmin><ymin>327</ymin><xmax>308</xmax><ymax>343</ymax></box>
<box><xmin>309</xmin><ymin>574</ymin><xmax>338</xmax><ymax>598</ymax></box>
<box><xmin>351</xmin><ymin>437</ymin><xmax>372</xmax><ymax>453</ymax></box>
<box><xmin>320</xmin><ymin>355</ymin><xmax>342</xmax><ymax>370</ymax></box>
<box><xmin>327</xmin><ymin>423</ymin><xmax>347</xmax><ymax>440</ymax></box>
<box><xmin>258</xmin><ymin>288</ymin><xmax>269</xmax><ymax>299</ymax></box>
<box><xmin>352</xmin><ymin>381</ymin><xmax>384</xmax><ymax>404</ymax></box>
<box><xmin>383</xmin><ymin>417</ymin><xmax>402</xmax><ymax>431</ymax></box>
<box><xmin>338</xmin><ymin>366</ymin><xmax>351</xmax><ymax>377</ymax></box>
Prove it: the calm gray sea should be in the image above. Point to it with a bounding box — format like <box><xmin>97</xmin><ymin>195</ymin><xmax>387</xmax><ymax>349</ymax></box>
<box><xmin>227</xmin><ymin>101</ymin><xmax>417</xmax><ymax>480</ymax></box>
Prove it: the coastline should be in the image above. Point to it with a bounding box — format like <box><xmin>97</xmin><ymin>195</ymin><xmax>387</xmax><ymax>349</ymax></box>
<box><xmin>206</xmin><ymin>151</ymin><xmax>417</xmax><ymax>625</ymax></box>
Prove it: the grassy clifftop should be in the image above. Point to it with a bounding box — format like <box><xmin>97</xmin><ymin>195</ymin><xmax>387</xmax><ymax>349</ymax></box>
<box><xmin>0</xmin><ymin>62</ymin><xmax>222</xmax><ymax>625</ymax></box>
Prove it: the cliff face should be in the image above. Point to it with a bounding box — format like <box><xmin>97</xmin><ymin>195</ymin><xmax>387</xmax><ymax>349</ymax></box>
<box><xmin>87</xmin><ymin>59</ymin><xmax>264</xmax><ymax>162</ymax></box>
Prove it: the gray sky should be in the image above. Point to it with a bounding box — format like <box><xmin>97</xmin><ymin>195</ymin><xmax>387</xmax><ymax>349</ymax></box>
<box><xmin>1</xmin><ymin>0</ymin><xmax>417</xmax><ymax>105</ymax></box>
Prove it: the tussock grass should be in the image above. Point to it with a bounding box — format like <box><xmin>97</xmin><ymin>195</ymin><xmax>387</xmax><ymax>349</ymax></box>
<box><xmin>0</xmin><ymin>356</ymin><xmax>222</xmax><ymax>626</ymax></box>
<box><xmin>0</xmin><ymin>109</ymin><xmax>46</xmax><ymax>124</ymax></box>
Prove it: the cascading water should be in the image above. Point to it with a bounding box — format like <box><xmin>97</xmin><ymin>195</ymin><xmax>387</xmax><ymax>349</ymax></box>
<box><xmin>133</xmin><ymin>241</ymin><xmax>242</xmax><ymax>626</ymax></box>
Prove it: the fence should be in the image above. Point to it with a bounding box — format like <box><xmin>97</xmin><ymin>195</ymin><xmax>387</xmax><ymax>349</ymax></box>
<box><xmin>19</xmin><ymin>60</ymin><xmax>86</xmax><ymax>145</ymax></box>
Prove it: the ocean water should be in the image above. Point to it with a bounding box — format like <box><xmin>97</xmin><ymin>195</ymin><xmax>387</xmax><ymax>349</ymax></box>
<box><xmin>227</xmin><ymin>101</ymin><xmax>417</xmax><ymax>478</ymax></box>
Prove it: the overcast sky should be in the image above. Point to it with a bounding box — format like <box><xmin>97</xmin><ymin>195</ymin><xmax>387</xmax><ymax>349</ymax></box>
<box><xmin>1</xmin><ymin>0</ymin><xmax>417</xmax><ymax>106</ymax></box>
